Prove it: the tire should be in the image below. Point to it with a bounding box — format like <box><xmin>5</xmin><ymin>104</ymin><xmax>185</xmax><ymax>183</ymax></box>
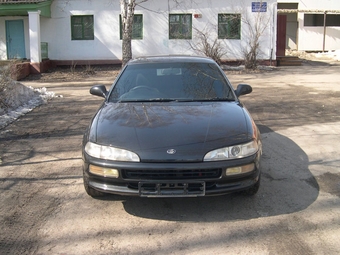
<box><xmin>83</xmin><ymin>173</ymin><xmax>106</xmax><ymax>197</ymax></box>
<box><xmin>242</xmin><ymin>178</ymin><xmax>260</xmax><ymax>196</ymax></box>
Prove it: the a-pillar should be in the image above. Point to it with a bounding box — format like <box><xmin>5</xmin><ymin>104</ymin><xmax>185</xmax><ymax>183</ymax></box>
<box><xmin>28</xmin><ymin>10</ymin><xmax>42</xmax><ymax>73</ymax></box>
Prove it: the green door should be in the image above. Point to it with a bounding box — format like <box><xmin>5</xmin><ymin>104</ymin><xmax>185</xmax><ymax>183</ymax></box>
<box><xmin>6</xmin><ymin>20</ymin><xmax>26</xmax><ymax>59</ymax></box>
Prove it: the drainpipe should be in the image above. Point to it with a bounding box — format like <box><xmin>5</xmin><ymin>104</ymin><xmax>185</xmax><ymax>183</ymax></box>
<box><xmin>270</xmin><ymin>2</ymin><xmax>277</xmax><ymax>66</ymax></box>
<box><xmin>323</xmin><ymin>11</ymin><xmax>327</xmax><ymax>52</ymax></box>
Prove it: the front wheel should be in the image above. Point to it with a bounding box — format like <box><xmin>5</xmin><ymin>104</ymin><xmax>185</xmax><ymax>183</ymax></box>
<box><xmin>83</xmin><ymin>173</ymin><xmax>106</xmax><ymax>197</ymax></box>
<box><xmin>242</xmin><ymin>177</ymin><xmax>260</xmax><ymax>196</ymax></box>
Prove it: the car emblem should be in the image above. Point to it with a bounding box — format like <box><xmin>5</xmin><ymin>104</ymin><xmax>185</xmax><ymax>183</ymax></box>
<box><xmin>167</xmin><ymin>149</ymin><xmax>176</xmax><ymax>154</ymax></box>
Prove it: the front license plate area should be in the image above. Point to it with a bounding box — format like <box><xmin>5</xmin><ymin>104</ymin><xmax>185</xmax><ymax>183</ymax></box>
<box><xmin>138</xmin><ymin>181</ymin><xmax>206</xmax><ymax>197</ymax></box>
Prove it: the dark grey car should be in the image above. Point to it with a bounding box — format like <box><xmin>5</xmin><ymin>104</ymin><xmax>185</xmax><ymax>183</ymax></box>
<box><xmin>82</xmin><ymin>56</ymin><xmax>262</xmax><ymax>198</ymax></box>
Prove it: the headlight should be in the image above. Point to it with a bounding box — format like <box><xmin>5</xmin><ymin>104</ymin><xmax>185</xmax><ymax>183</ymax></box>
<box><xmin>204</xmin><ymin>140</ymin><xmax>258</xmax><ymax>161</ymax></box>
<box><xmin>85</xmin><ymin>142</ymin><xmax>140</xmax><ymax>162</ymax></box>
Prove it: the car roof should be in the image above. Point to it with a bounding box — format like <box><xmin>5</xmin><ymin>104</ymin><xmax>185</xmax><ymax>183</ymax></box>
<box><xmin>127</xmin><ymin>55</ymin><xmax>216</xmax><ymax>65</ymax></box>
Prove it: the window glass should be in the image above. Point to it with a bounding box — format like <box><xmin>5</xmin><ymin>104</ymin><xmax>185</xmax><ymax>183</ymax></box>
<box><xmin>218</xmin><ymin>14</ymin><xmax>241</xmax><ymax>39</ymax></box>
<box><xmin>169</xmin><ymin>14</ymin><xmax>192</xmax><ymax>39</ymax></box>
<box><xmin>71</xmin><ymin>15</ymin><xmax>94</xmax><ymax>40</ymax></box>
<box><xmin>304</xmin><ymin>14</ymin><xmax>340</xmax><ymax>27</ymax></box>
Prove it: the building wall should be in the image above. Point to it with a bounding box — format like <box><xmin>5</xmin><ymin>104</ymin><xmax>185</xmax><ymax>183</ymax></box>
<box><xmin>278</xmin><ymin>0</ymin><xmax>340</xmax><ymax>51</ymax></box>
<box><xmin>298</xmin><ymin>13</ymin><xmax>340</xmax><ymax>51</ymax></box>
<box><xmin>0</xmin><ymin>20</ymin><xmax>6</xmax><ymax>59</ymax></box>
<box><xmin>0</xmin><ymin>0</ymin><xmax>277</xmax><ymax>62</ymax></box>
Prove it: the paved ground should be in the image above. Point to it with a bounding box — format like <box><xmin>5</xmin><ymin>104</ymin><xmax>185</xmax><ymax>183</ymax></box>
<box><xmin>0</xmin><ymin>61</ymin><xmax>340</xmax><ymax>254</ymax></box>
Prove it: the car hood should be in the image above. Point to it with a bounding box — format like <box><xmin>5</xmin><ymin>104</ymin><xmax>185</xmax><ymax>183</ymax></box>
<box><xmin>89</xmin><ymin>102</ymin><xmax>254</xmax><ymax>162</ymax></box>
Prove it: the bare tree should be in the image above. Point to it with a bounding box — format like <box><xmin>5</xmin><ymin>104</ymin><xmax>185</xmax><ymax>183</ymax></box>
<box><xmin>188</xmin><ymin>27</ymin><xmax>227</xmax><ymax>65</ymax></box>
<box><xmin>0</xmin><ymin>61</ymin><xmax>20</xmax><ymax>112</ymax></box>
<box><xmin>188</xmin><ymin>3</ymin><xmax>272</xmax><ymax>70</ymax></box>
<box><xmin>120</xmin><ymin>0</ymin><xmax>148</xmax><ymax>67</ymax></box>
<box><xmin>0</xmin><ymin>66</ymin><xmax>10</xmax><ymax>112</ymax></box>
<box><xmin>241</xmin><ymin>9</ymin><xmax>271</xmax><ymax>70</ymax></box>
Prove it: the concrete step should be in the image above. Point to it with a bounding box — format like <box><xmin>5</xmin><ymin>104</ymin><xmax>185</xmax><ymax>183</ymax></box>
<box><xmin>277</xmin><ymin>56</ymin><xmax>302</xmax><ymax>66</ymax></box>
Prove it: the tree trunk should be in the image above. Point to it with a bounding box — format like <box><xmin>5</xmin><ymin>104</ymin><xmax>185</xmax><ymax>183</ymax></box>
<box><xmin>120</xmin><ymin>0</ymin><xmax>136</xmax><ymax>67</ymax></box>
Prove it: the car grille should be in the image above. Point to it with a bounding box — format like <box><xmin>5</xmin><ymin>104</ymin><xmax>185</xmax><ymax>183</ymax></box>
<box><xmin>122</xmin><ymin>168</ymin><xmax>222</xmax><ymax>180</ymax></box>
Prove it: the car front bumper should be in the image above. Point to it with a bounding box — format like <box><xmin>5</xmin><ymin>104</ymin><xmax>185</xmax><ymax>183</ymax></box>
<box><xmin>83</xmin><ymin>152</ymin><xmax>261</xmax><ymax>197</ymax></box>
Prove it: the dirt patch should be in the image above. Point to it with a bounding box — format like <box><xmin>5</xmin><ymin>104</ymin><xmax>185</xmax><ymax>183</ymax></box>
<box><xmin>20</xmin><ymin>56</ymin><xmax>339</xmax><ymax>84</ymax></box>
<box><xmin>21</xmin><ymin>64</ymin><xmax>122</xmax><ymax>83</ymax></box>
<box><xmin>1</xmin><ymin>63</ymin><xmax>340</xmax><ymax>254</ymax></box>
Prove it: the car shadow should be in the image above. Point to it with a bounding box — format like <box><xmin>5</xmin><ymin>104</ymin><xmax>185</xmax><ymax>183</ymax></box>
<box><xmin>100</xmin><ymin>125</ymin><xmax>319</xmax><ymax>222</ymax></box>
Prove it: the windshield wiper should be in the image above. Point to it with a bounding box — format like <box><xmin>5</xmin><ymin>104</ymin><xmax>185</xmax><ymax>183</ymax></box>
<box><xmin>118</xmin><ymin>98</ymin><xmax>177</xmax><ymax>103</ymax></box>
<box><xmin>176</xmin><ymin>98</ymin><xmax>235</xmax><ymax>102</ymax></box>
<box><xmin>117</xmin><ymin>98</ymin><xmax>235</xmax><ymax>103</ymax></box>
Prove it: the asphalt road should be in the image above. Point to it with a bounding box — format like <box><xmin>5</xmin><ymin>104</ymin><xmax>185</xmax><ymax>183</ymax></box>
<box><xmin>1</xmin><ymin>61</ymin><xmax>340</xmax><ymax>255</ymax></box>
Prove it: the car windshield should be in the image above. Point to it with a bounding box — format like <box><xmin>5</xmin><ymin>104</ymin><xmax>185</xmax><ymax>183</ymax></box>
<box><xmin>108</xmin><ymin>62</ymin><xmax>235</xmax><ymax>102</ymax></box>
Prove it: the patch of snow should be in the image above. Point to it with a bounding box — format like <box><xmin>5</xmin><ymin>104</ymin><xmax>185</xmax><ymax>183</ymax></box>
<box><xmin>287</xmin><ymin>49</ymin><xmax>340</xmax><ymax>62</ymax></box>
<box><xmin>221</xmin><ymin>65</ymin><xmax>246</xmax><ymax>71</ymax></box>
<box><xmin>0</xmin><ymin>78</ymin><xmax>58</xmax><ymax>130</ymax></box>
<box><xmin>312</xmin><ymin>50</ymin><xmax>340</xmax><ymax>61</ymax></box>
<box><xmin>221</xmin><ymin>64</ymin><xmax>276</xmax><ymax>71</ymax></box>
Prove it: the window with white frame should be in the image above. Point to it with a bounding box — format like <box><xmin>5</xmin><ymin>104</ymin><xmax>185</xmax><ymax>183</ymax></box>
<box><xmin>304</xmin><ymin>14</ymin><xmax>340</xmax><ymax>27</ymax></box>
<box><xmin>169</xmin><ymin>14</ymin><xmax>192</xmax><ymax>39</ymax></box>
<box><xmin>218</xmin><ymin>14</ymin><xmax>241</xmax><ymax>39</ymax></box>
<box><xmin>71</xmin><ymin>15</ymin><xmax>94</xmax><ymax>40</ymax></box>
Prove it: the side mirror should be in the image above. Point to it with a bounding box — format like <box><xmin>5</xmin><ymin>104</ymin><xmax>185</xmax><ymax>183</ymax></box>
<box><xmin>235</xmin><ymin>84</ymin><xmax>252</xmax><ymax>97</ymax></box>
<box><xmin>90</xmin><ymin>85</ymin><xmax>108</xmax><ymax>98</ymax></box>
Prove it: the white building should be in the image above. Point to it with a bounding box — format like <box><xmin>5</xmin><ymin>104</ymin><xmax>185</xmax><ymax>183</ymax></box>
<box><xmin>277</xmin><ymin>0</ymin><xmax>340</xmax><ymax>53</ymax></box>
<box><xmin>0</xmin><ymin>0</ymin><xmax>277</xmax><ymax>72</ymax></box>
